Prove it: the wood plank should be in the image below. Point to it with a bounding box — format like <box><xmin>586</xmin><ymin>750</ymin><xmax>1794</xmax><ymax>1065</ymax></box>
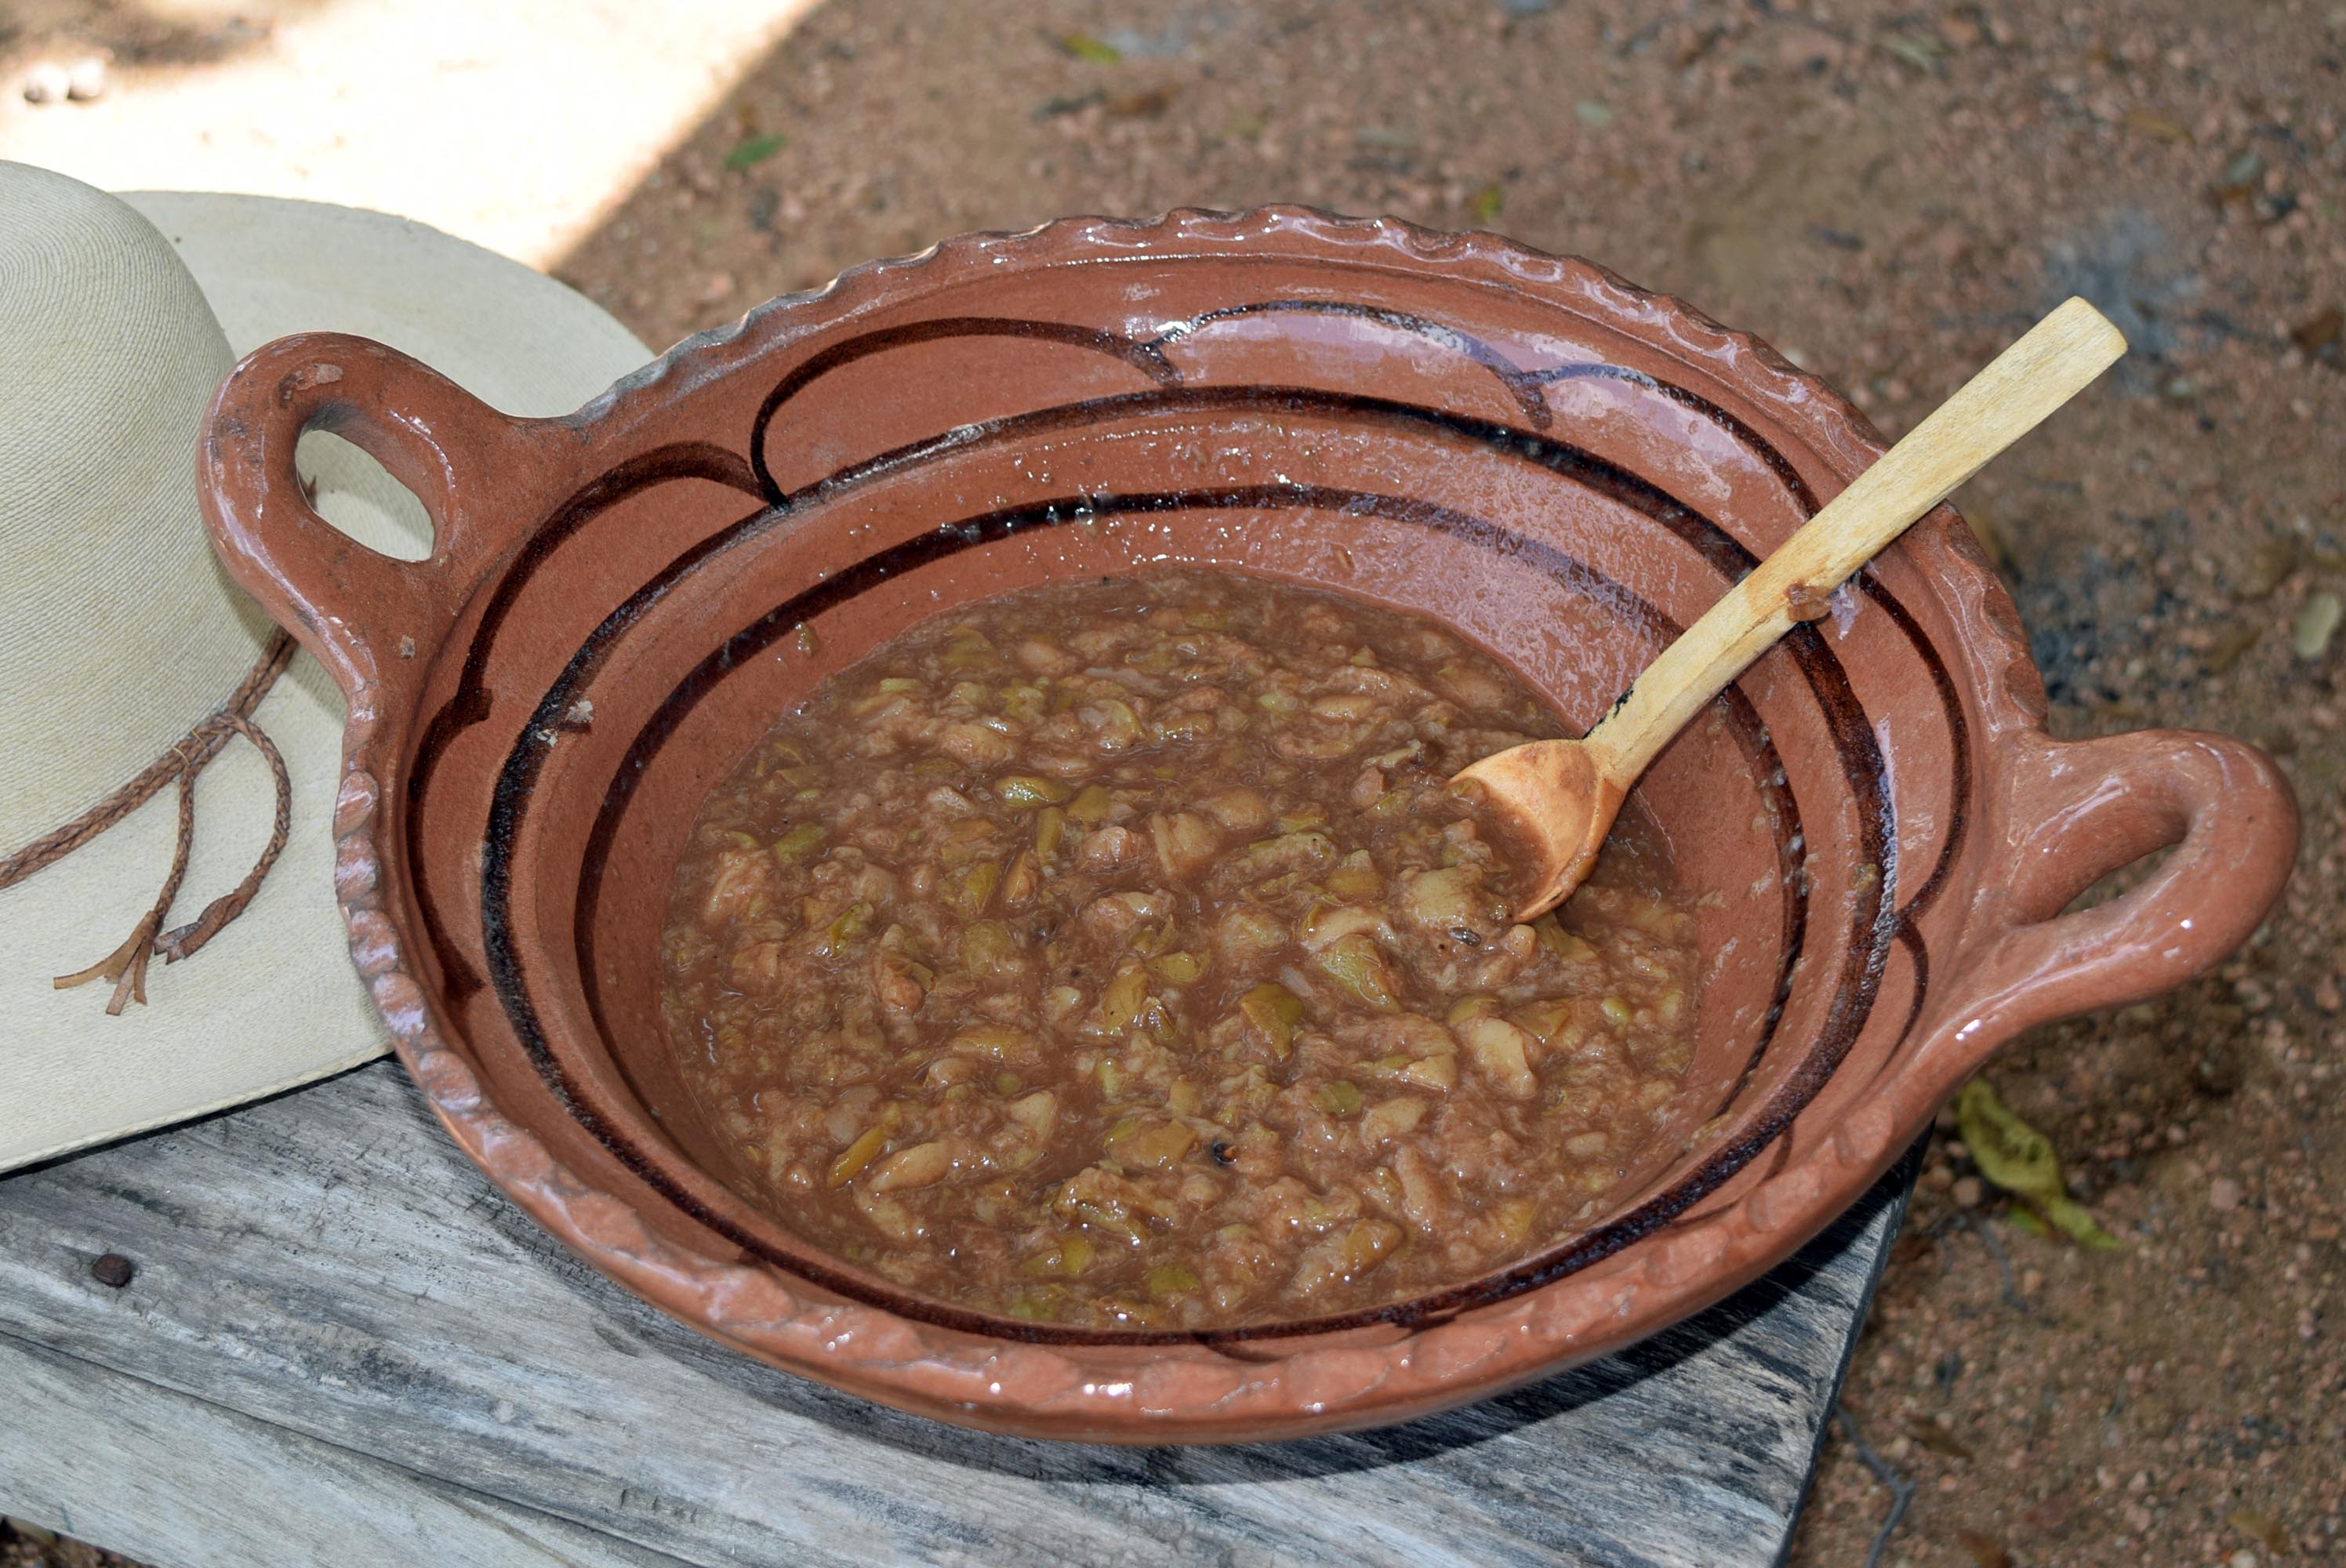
<box><xmin>0</xmin><ymin>1333</ymin><xmax>692</xmax><ymax>1568</ymax></box>
<box><xmin>0</xmin><ymin>1062</ymin><xmax>1913</xmax><ymax>1568</ymax></box>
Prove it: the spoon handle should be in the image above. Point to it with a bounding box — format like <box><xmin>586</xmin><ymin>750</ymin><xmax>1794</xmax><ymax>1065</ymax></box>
<box><xmin>1591</xmin><ymin>296</ymin><xmax>2127</xmax><ymax>781</ymax></box>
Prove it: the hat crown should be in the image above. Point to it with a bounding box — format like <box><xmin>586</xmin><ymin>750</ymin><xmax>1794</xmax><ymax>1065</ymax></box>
<box><xmin>0</xmin><ymin>162</ymin><xmax>270</xmax><ymax>858</ymax></box>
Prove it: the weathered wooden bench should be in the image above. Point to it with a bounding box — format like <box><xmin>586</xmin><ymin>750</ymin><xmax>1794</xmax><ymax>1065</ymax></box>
<box><xmin>0</xmin><ymin>1061</ymin><xmax>1914</xmax><ymax>1566</ymax></box>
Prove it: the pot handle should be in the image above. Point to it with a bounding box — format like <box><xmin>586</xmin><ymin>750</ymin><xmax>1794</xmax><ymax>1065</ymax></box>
<box><xmin>199</xmin><ymin>331</ymin><xmax>552</xmax><ymax>698</ymax></box>
<box><xmin>1939</xmin><ymin>727</ymin><xmax>2297</xmax><ymax>1062</ymax></box>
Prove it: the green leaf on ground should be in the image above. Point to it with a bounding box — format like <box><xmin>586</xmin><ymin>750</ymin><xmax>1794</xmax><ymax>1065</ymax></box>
<box><xmin>1883</xmin><ymin>34</ymin><xmax>1943</xmax><ymax>71</ymax></box>
<box><xmin>1954</xmin><ymin>1079</ymin><xmax>2123</xmax><ymax>1250</ymax></box>
<box><xmin>1469</xmin><ymin>183</ymin><xmax>1505</xmax><ymax>224</ymax></box>
<box><xmin>2228</xmin><ymin>1506</ymin><xmax>2292</xmax><ymax>1555</ymax></box>
<box><xmin>723</xmin><ymin>132</ymin><xmax>787</xmax><ymax>172</ymax></box>
<box><xmin>2122</xmin><ymin>107</ymin><xmax>2194</xmax><ymax>144</ymax></box>
<box><xmin>1059</xmin><ymin>32</ymin><xmax>1122</xmax><ymax>64</ymax></box>
<box><xmin>2041</xmin><ymin>1192</ymin><xmax>2123</xmax><ymax>1248</ymax></box>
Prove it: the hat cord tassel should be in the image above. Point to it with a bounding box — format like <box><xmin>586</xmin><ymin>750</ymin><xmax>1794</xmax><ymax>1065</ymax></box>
<box><xmin>1</xmin><ymin>630</ymin><xmax>296</xmax><ymax>1014</ymax></box>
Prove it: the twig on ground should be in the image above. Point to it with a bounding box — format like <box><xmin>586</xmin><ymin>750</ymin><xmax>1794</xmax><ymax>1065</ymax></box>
<box><xmin>1963</xmin><ymin>1212</ymin><xmax>2031</xmax><ymax>1314</ymax></box>
<box><xmin>1833</xmin><ymin>1404</ymin><xmax>1918</xmax><ymax>1568</ymax></box>
<box><xmin>1927</xmin><ymin>1208</ymin><xmax>2031</xmax><ymax>1313</ymax></box>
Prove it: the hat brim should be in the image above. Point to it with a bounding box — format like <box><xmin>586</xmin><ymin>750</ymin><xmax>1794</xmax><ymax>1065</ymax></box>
<box><xmin>0</xmin><ymin>194</ymin><xmax>651</xmax><ymax>1171</ymax></box>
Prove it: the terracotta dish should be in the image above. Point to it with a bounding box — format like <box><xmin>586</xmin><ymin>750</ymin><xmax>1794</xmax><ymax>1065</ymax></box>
<box><xmin>201</xmin><ymin>209</ymin><xmax>2297</xmax><ymax>1443</ymax></box>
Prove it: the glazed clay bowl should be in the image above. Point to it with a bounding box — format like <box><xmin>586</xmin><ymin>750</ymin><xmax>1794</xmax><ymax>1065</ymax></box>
<box><xmin>199</xmin><ymin>209</ymin><xmax>2297</xmax><ymax>1443</ymax></box>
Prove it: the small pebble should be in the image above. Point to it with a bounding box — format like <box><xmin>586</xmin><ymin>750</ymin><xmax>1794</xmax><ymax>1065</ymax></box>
<box><xmin>21</xmin><ymin>63</ymin><xmax>69</xmax><ymax>104</ymax></box>
<box><xmin>90</xmin><ymin>1252</ymin><xmax>135</xmax><ymax>1289</ymax></box>
<box><xmin>2209</xmin><ymin>1178</ymin><xmax>2242</xmax><ymax>1212</ymax></box>
<box><xmin>65</xmin><ymin>56</ymin><xmax>108</xmax><ymax>101</ymax></box>
<box><xmin>2292</xmin><ymin>592</ymin><xmax>2341</xmax><ymax>660</ymax></box>
<box><xmin>1952</xmin><ymin>1175</ymin><xmax>1985</xmax><ymax>1207</ymax></box>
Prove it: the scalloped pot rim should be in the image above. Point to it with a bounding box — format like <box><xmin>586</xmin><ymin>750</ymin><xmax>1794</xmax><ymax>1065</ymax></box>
<box><xmin>199</xmin><ymin>205</ymin><xmax>2298</xmax><ymax>1443</ymax></box>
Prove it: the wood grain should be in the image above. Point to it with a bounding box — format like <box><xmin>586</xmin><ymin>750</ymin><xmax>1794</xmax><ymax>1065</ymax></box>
<box><xmin>0</xmin><ymin>1334</ymin><xmax>691</xmax><ymax>1568</ymax></box>
<box><xmin>0</xmin><ymin>1063</ymin><xmax>1916</xmax><ymax>1568</ymax></box>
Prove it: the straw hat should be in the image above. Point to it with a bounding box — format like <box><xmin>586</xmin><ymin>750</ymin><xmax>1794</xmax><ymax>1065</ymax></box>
<box><xmin>0</xmin><ymin>162</ymin><xmax>651</xmax><ymax>1171</ymax></box>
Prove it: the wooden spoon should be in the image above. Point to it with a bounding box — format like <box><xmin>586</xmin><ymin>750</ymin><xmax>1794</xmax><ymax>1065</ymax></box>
<box><xmin>1455</xmin><ymin>296</ymin><xmax>2128</xmax><ymax>922</ymax></box>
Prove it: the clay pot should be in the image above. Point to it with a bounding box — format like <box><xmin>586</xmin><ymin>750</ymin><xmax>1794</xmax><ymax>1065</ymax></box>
<box><xmin>201</xmin><ymin>209</ymin><xmax>2296</xmax><ymax>1443</ymax></box>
